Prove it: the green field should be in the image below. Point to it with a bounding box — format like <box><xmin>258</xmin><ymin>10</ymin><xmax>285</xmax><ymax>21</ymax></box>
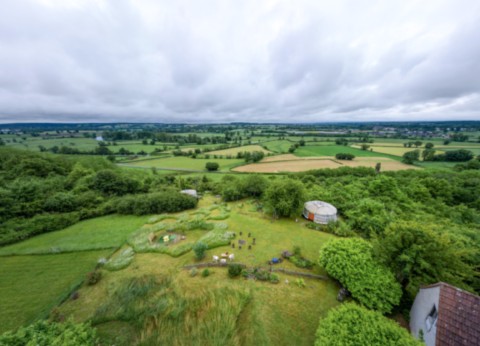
<box><xmin>0</xmin><ymin>215</ymin><xmax>148</xmax><ymax>256</ymax></box>
<box><xmin>261</xmin><ymin>140</ymin><xmax>294</xmax><ymax>153</ymax></box>
<box><xmin>123</xmin><ymin>156</ymin><xmax>245</xmax><ymax>171</ymax></box>
<box><xmin>0</xmin><ymin>250</ymin><xmax>111</xmax><ymax>333</ymax></box>
<box><xmin>295</xmin><ymin>145</ymin><xmax>400</xmax><ymax>160</ymax></box>
<box><xmin>0</xmin><ymin>195</ymin><xmax>340</xmax><ymax>344</ymax></box>
<box><xmin>1</xmin><ymin>136</ymin><xmax>99</xmax><ymax>151</ymax></box>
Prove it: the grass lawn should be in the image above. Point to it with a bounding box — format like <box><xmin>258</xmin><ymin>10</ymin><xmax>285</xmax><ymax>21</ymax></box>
<box><xmin>0</xmin><ymin>215</ymin><xmax>148</xmax><ymax>255</ymax></box>
<box><xmin>1</xmin><ymin>136</ymin><xmax>99</xmax><ymax>152</ymax></box>
<box><xmin>295</xmin><ymin>145</ymin><xmax>400</xmax><ymax>160</ymax></box>
<box><xmin>0</xmin><ymin>250</ymin><xmax>111</xmax><ymax>333</ymax></box>
<box><xmin>54</xmin><ymin>196</ymin><xmax>340</xmax><ymax>345</ymax></box>
<box><xmin>123</xmin><ymin>156</ymin><xmax>245</xmax><ymax>171</ymax></box>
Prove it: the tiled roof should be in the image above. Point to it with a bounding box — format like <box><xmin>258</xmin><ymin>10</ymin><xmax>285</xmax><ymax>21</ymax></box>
<box><xmin>434</xmin><ymin>283</ymin><xmax>480</xmax><ymax>346</ymax></box>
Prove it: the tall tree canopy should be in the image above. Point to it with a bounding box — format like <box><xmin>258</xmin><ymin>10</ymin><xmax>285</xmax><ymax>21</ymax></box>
<box><xmin>319</xmin><ymin>238</ymin><xmax>402</xmax><ymax>313</ymax></box>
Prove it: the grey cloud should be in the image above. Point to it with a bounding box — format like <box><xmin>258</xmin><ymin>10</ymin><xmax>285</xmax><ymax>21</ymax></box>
<box><xmin>0</xmin><ymin>0</ymin><xmax>479</xmax><ymax>123</ymax></box>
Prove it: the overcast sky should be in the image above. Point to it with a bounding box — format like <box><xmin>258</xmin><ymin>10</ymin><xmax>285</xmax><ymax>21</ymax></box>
<box><xmin>0</xmin><ymin>0</ymin><xmax>479</xmax><ymax>123</ymax></box>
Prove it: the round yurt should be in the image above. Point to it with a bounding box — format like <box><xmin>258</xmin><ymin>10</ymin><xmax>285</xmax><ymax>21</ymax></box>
<box><xmin>303</xmin><ymin>201</ymin><xmax>337</xmax><ymax>224</ymax></box>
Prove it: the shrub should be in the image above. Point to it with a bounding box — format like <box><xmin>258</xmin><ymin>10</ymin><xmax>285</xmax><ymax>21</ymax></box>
<box><xmin>289</xmin><ymin>255</ymin><xmax>314</xmax><ymax>269</ymax></box>
<box><xmin>202</xmin><ymin>268</ymin><xmax>211</xmax><ymax>277</ymax></box>
<box><xmin>295</xmin><ymin>278</ymin><xmax>306</xmax><ymax>288</ymax></box>
<box><xmin>104</xmin><ymin>247</ymin><xmax>135</xmax><ymax>271</ymax></box>
<box><xmin>0</xmin><ymin>319</ymin><xmax>97</xmax><ymax>345</ymax></box>
<box><xmin>190</xmin><ymin>268</ymin><xmax>198</xmax><ymax>277</ymax></box>
<box><xmin>228</xmin><ymin>264</ymin><xmax>243</xmax><ymax>278</ymax></box>
<box><xmin>193</xmin><ymin>241</ymin><xmax>208</xmax><ymax>260</ymax></box>
<box><xmin>319</xmin><ymin>238</ymin><xmax>402</xmax><ymax>313</ymax></box>
<box><xmin>86</xmin><ymin>271</ymin><xmax>102</xmax><ymax>285</ymax></box>
<box><xmin>335</xmin><ymin>153</ymin><xmax>355</xmax><ymax>160</ymax></box>
<box><xmin>205</xmin><ymin>162</ymin><xmax>219</xmax><ymax>171</ymax></box>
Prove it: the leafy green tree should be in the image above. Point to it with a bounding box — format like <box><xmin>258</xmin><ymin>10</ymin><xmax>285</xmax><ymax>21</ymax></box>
<box><xmin>241</xmin><ymin>174</ymin><xmax>268</xmax><ymax>197</ymax></box>
<box><xmin>344</xmin><ymin>198</ymin><xmax>390</xmax><ymax>238</ymax></box>
<box><xmin>90</xmin><ymin>169</ymin><xmax>139</xmax><ymax>195</ymax></box>
<box><xmin>315</xmin><ymin>303</ymin><xmax>422</xmax><ymax>346</ymax></box>
<box><xmin>361</xmin><ymin>144</ymin><xmax>370</xmax><ymax>151</ymax></box>
<box><xmin>0</xmin><ymin>319</ymin><xmax>97</xmax><ymax>345</ymax></box>
<box><xmin>414</xmin><ymin>141</ymin><xmax>423</xmax><ymax>148</ymax></box>
<box><xmin>373</xmin><ymin>221</ymin><xmax>475</xmax><ymax>299</ymax></box>
<box><xmin>205</xmin><ymin>162</ymin><xmax>219</xmax><ymax>171</ymax></box>
<box><xmin>425</xmin><ymin>142</ymin><xmax>434</xmax><ymax>149</ymax></box>
<box><xmin>264</xmin><ymin>178</ymin><xmax>306</xmax><ymax>217</ymax></box>
<box><xmin>402</xmin><ymin>150</ymin><xmax>420</xmax><ymax>164</ymax></box>
<box><xmin>422</xmin><ymin>149</ymin><xmax>436</xmax><ymax>161</ymax></box>
<box><xmin>319</xmin><ymin>238</ymin><xmax>402</xmax><ymax>313</ymax></box>
<box><xmin>193</xmin><ymin>241</ymin><xmax>208</xmax><ymax>260</ymax></box>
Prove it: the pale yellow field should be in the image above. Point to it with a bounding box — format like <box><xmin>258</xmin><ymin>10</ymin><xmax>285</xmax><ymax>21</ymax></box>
<box><xmin>234</xmin><ymin>157</ymin><xmax>419</xmax><ymax>173</ymax></box>
<box><xmin>352</xmin><ymin>145</ymin><xmax>444</xmax><ymax>157</ymax></box>
<box><xmin>208</xmin><ymin>145</ymin><xmax>271</xmax><ymax>156</ymax></box>
<box><xmin>261</xmin><ymin>154</ymin><xmax>331</xmax><ymax>162</ymax></box>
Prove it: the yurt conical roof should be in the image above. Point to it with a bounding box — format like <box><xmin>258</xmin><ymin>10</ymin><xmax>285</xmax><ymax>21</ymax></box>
<box><xmin>304</xmin><ymin>201</ymin><xmax>337</xmax><ymax>215</ymax></box>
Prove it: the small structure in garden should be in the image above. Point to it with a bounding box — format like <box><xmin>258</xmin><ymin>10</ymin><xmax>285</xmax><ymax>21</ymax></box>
<box><xmin>303</xmin><ymin>201</ymin><xmax>337</xmax><ymax>224</ymax></box>
<box><xmin>181</xmin><ymin>189</ymin><xmax>198</xmax><ymax>198</ymax></box>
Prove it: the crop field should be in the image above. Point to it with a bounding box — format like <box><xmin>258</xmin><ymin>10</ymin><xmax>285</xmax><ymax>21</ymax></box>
<box><xmin>54</xmin><ymin>196</ymin><xmax>339</xmax><ymax>345</ymax></box>
<box><xmin>261</xmin><ymin>140</ymin><xmax>294</xmax><ymax>153</ymax></box>
<box><xmin>0</xmin><ymin>250</ymin><xmax>111</xmax><ymax>333</ymax></box>
<box><xmin>0</xmin><ymin>215</ymin><xmax>148</xmax><ymax>256</ymax></box>
<box><xmin>122</xmin><ymin>156</ymin><xmax>245</xmax><ymax>171</ymax></box>
<box><xmin>294</xmin><ymin>145</ymin><xmax>399</xmax><ymax>160</ymax></box>
<box><xmin>207</xmin><ymin>145</ymin><xmax>271</xmax><ymax>156</ymax></box>
<box><xmin>234</xmin><ymin>157</ymin><xmax>418</xmax><ymax>173</ymax></box>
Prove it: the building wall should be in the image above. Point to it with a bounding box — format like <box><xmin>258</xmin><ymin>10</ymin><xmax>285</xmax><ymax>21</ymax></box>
<box><xmin>313</xmin><ymin>213</ymin><xmax>337</xmax><ymax>224</ymax></box>
<box><xmin>410</xmin><ymin>286</ymin><xmax>440</xmax><ymax>346</ymax></box>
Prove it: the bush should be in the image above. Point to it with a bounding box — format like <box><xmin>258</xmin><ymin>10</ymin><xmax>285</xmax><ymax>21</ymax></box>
<box><xmin>228</xmin><ymin>263</ymin><xmax>243</xmax><ymax>278</ymax></box>
<box><xmin>319</xmin><ymin>238</ymin><xmax>402</xmax><ymax>313</ymax></box>
<box><xmin>205</xmin><ymin>162</ymin><xmax>219</xmax><ymax>171</ymax></box>
<box><xmin>335</xmin><ymin>153</ymin><xmax>355</xmax><ymax>160</ymax></box>
<box><xmin>295</xmin><ymin>278</ymin><xmax>306</xmax><ymax>288</ymax></box>
<box><xmin>86</xmin><ymin>271</ymin><xmax>102</xmax><ymax>285</ymax></box>
<box><xmin>0</xmin><ymin>319</ymin><xmax>98</xmax><ymax>345</ymax></box>
<box><xmin>201</xmin><ymin>268</ymin><xmax>211</xmax><ymax>277</ymax></box>
<box><xmin>290</xmin><ymin>255</ymin><xmax>314</xmax><ymax>269</ymax></box>
<box><xmin>315</xmin><ymin>303</ymin><xmax>422</xmax><ymax>346</ymax></box>
<box><xmin>193</xmin><ymin>241</ymin><xmax>208</xmax><ymax>260</ymax></box>
<box><xmin>190</xmin><ymin>268</ymin><xmax>198</xmax><ymax>277</ymax></box>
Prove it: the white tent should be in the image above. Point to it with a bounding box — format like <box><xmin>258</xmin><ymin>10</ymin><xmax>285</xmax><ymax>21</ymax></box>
<box><xmin>303</xmin><ymin>201</ymin><xmax>337</xmax><ymax>224</ymax></box>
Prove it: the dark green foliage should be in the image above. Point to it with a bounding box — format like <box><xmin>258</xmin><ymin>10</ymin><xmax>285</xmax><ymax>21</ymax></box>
<box><xmin>115</xmin><ymin>191</ymin><xmax>197</xmax><ymax>215</ymax></box>
<box><xmin>0</xmin><ymin>319</ymin><xmax>97</xmax><ymax>346</ymax></box>
<box><xmin>432</xmin><ymin>149</ymin><xmax>474</xmax><ymax>162</ymax></box>
<box><xmin>90</xmin><ymin>169</ymin><xmax>140</xmax><ymax>196</ymax></box>
<box><xmin>241</xmin><ymin>174</ymin><xmax>268</xmax><ymax>197</ymax></box>
<box><xmin>315</xmin><ymin>303</ymin><xmax>422</xmax><ymax>346</ymax></box>
<box><xmin>335</xmin><ymin>153</ymin><xmax>355</xmax><ymax>160</ymax></box>
<box><xmin>402</xmin><ymin>150</ymin><xmax>420</xmax><ymax>164</ymax></box>
<box><xmin>319</xmin><ymin>238</ymin><xmax>402</xmax><ymax>313</ymax></box>
<box><xmin>228</xmin><ymin>263</ymin><xmax>243</xmax><ymax>278</ymax></box>
<box><xmin>373</xmin><ymin>221</ymin><xmax>476</xmax><ymax>300</ymax></box>
<box><xmin>193</xmin><ymin>241</ymin><xmax>208</xmax><ymax>260</ymax></box>
<box><xmin>201</xmin><ymin>269</ymin><xmax>211</xmax><ymax>277</ymax></box>
<box><xmin>264</xmin><ymin>178</ymin><xmax>306</xmax><ymax>217</ymax></box>
<box><xmin>86</xmin><ymin>271</ymin><xmax>102</xmax><ymax>285</ymax></box>
<box><xmin>425</xmin><ymin>142</ymin><xmax>434</xmax><ymax>149</ymax></box>
<box><xmin>205</xmin><ymin>162</ymin><xmax>219</xmax><ymax>171</ymax></box>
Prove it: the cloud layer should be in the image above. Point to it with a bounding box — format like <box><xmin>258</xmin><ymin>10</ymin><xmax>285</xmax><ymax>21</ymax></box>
<box><xmin>0</xmin><ymin>0</ymin><xmax>479</xmax><ymax>123</ymax></box>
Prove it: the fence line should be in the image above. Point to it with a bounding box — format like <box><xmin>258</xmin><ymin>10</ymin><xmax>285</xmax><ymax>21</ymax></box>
<box><xmin>183</xmin><ymin>263</ymin><xmax>327</xmax><ymax>280</ymax></box>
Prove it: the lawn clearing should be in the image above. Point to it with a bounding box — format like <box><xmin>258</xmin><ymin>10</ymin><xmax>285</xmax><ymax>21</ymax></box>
<box><xmin>261</xmin><ymin>140</ymin><xmax>295</xmax><ymax>153</ymax></box>
<box><xmin>0</xmin><ymin>250</ymin><xmax>111</xmax><ymax>333</ymax></box>
<box><xmin>56</xmin><ymin>196</ymin><xmax>340</xmax><ymax>345</ymax></box>
<box><xmin>122</xmin><ymin>156</ymin><xmax>245</xmax><ymax>171</ymax></box>
<box><xmin>207</xmin><ymin>145</ymin><xmax>271</xmax><ymax>156</ymax></box>
<box><xmin>0</xmin><ymin>215</ymin><xmax>148</xmax><ymax>255</ymax></box>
